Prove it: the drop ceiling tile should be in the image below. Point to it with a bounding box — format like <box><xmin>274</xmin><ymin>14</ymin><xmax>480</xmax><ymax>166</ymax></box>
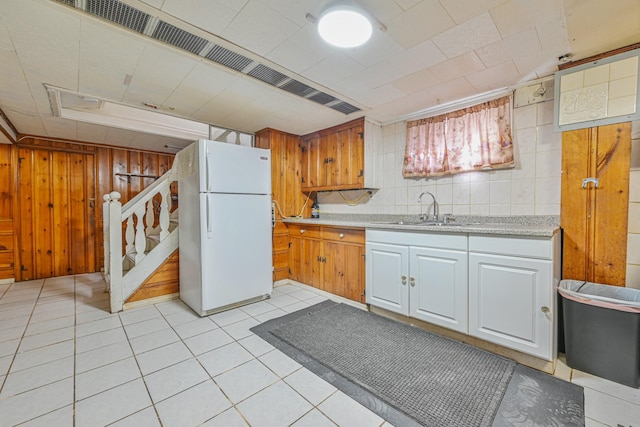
<box><xmin>130</xmin><ymin>132</ymin><xmax>192</xmax><ymax>153</ymax></box>
<box><xmin>357</xmin><ymin>0</ymin><xmax>405</xmax><ymax>22</ymax></box>
<box><xmin>76</xmin><ymin>122</ymin><xmax>110</xmax><ymax>144</ymax></box>
<box><xmin>4</xmin><ymin>110</ymin><xmax>46</xmax><ymax>137</ymax></box>
<box><xmin>439</xmin><ymin>0</ymin><xmax>508</xmax><ymax>24</ymax></box>
<box><xmin>41</xmin><ymin>117</ymin><xmax>78</xmax><ymax>140</ymax></box>
<box><xmin>161</xmin><ymin>0</ymin><xmax>245</xmax><ymax>36</ymax></box>
<box><xmin>265</xmin><ymin>38</ymin><xmax>326</xmax><ymax>74</ymax></box>
<box><xmin>393</xmin><ymin>69</ymin><xmax>441</xmax><ymax>95</ymax></box>
<box><xmin>476</xmin><ymin>29</ymin><xmax>541</xmax><ymax>68</ymax></box>
<box><xmin>261</xmin><ymin>0</ymin><xmax>321</xmax><ymax>27</ymax></box>
<box><xmin>368</xmin><ymin>83</ymin><xmax>407</xmax><ymax>105</ymax></box>
<box><xmin>221</xmin><ymin>1</ymin><xmax>300</xmax><ymax>56</ymax></box>
<box><xmin>465</xmin><ymin>61</ymin><xmax>520</xmax><ymax>91</ymax></box>
<box><xmin>393</xmin><ymin>0</ymin><xmax>423</xmax><ymax>11</ymax></box>
<box><xmin>513</xmin><ymin>51</ymin><xmax>560</xmax><ymax>80</ymax></box>
<box><xmin>0</xmin><ymin>49</ymin><xmax>36</xmax><ymax>113</ymax></box>
<box><xmin>536</xmin><ymin>16</ymin><xmax>570</xmax><ymax>55</ymax></box>
<box><xmin>386</xmin><ymin>0</ymin><xmax>456</xmax><ymax>49</ymax></box>
<box><xmin>192</xmin><ymin>89</ymin><xmax>253</xmax><ymax>124</ymax></box>
<box><xmin>490</xmin><ymin>0</ymin><xmax>564</xmax><ymax>38</ymax></box>
<box><xmin>162</xmin><ymin>63</ymin><xmax>240</xmax><ymax>116</ymax></box>
<box><xmin>432</xmin><ymin>12</ymin><xmax>501</xmax><ymax>59</ymax></box>
<box><xmin>79</xmin><ymin>21</ymin><xmax>146</xmax><ymax>102</ymax></box>
<box><xmin>429</xmin><ymin>52</ymin><xmax>486</xmax><ymax>82</ymax></box>
<box><xmin>0</xmin><ymin>10</ymin><xmax>14</xmax><ymax>51</ymax></box>
<box><xmin>391</xmin><ymin>40</ymin><xmax>447</xmax><ymax>76</ymax></box>
<box><xmin>345</xmin><ymin>31</ymin><xmax>404</xmax><ymax>68</ymax></box>
<box><xmin>123</xmin><ymin>44</ymin><xmax>199</xmax><ymax>107</ymax></box>
<box><xmin>303</xmin><ymin>54</ymin><xmax>365</xmax><ymax>88</ymax></box>
<box><xmin>425</xmin><ymin>77</ymin><xmax>477</xmax><ymax>104</ymax></box>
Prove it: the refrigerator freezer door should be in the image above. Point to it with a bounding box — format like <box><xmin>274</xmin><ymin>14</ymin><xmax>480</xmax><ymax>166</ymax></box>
<box><xmin>200</xmin><ymin>192</ymin><xmax>272</xmax><ymax>311</ymax></box>
<box><xmin>198</xmin><ymin>139</ymin><xmax>271</xmax><ymax>195</ymax></box>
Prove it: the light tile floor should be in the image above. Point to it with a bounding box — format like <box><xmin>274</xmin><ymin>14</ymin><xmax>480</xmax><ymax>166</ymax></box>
<box><xmin>0</xmin><ymin>273</ymin><xmax>638</xmax><ymax>426</ymax></box>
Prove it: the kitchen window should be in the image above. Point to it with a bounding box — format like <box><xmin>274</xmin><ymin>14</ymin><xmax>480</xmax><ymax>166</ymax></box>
<box><xmin>403</xmin><ymin>95</ymin><xmax>514</xmax><ymax>177</ymax></box>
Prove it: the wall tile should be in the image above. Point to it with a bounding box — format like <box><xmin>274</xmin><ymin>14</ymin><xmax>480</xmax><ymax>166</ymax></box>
<box><xmin>469</xmin><ymin>181</ymin><xmax>490</xmax><ymax>204</ymax></box>
<box><xmin>452</xmin><ymin>183</ymin><xmax>471</xmax><ymax>205</ymax></box>
<box><xmin>535</xmin><ymin>177</ymin><xmax>561</xmax><ymax>205</ymax></box>
<box><xmin>514</xmin><ymin>127</ymin><xmax>537</xmax><ymax>154</ymax></box>
<box><xmin>512</xmin><ymin>152</ymin><xmax>536</xmax><ymax>179</ymax></box>
<box><xmin>490</xmin><ymin>180</ymin><xmax>511</xmax><ymax>205</ymax></box>
<box><xmin>629</xmin><ymin>171</ymin><xmax>640</xmax><ymax>201</ymax></box>
<box><xmin>535</xmin><ymin>150</ymin><xmax>562</xmax><ymax>178</ymax></box>
<box><xmin>608</xmin><ymin>95</ymin><xmax>637</xmax><ymax>117</ymax></box>
<box><xmin>511</xmin><ymin>179</ymin><xmax>536</xmax><ymax>204</ymax></box>
<box><xmin>626</xmin><ymin>234</ymin><xmax>640</xmax><ymax>264</ymax></box>
<box><xmin>628</xmin><ymin>203</ymin><xmax>640</xmax><ymax>233</ymax></box>
<box><xmin>536</xmin><ymin>123</ymin><xmax>561</xmax><ymax>152</ymax></box>
<box><xmin>513</xmin><ymin>104</ymin><xmax>537</xmax><ymax>129</ymax></box>
<box><xmin>537</xmin><ymin>100</ymin><xmax>554</xmax><ymax>125</ymax></box>
<box><xmin>625</xmin><ymin>264</ymin><xmax>640</xmax><ymax>289</ymax></box>
<box><xmin>510</xmin><ymin>204</ymin><xmax>535</xmax><ymax>215</ymax></box>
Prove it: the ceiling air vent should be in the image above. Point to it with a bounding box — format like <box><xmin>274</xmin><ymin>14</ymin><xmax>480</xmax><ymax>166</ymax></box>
<box><xmin>280</xmin><ymin>80</ymin><xmax>316</xmax><ymax>98</ymax></box>
<box><xmin>152</xmin><ymin>21</ymin><xmax>209</xmax><ymax>55</ymax></box>
<box><xmin>247</xmin><ymin>64</ymin><xmax>289</xmax><ymax>86</ymax></box>
<box><xmin>330</xmin><ymin>101</ymin><xmax>361</xmax><ymax>114</ymax></box>
<box><xmin>85</xmin><ymin>0</ymin><xmax>150</xmax><ymax>34</ymax></box>
<box><xmin>205</xmin><ymin>45</ymin><xmax>253</xmax><ymax>72</ymax></box>
<box><xmin>308</xmin><ymin>92</ymin><xmax>336</xmax><ymax>105</ymax></box>
<box><xmin>51</xmin><ymin>0</ymin><xmax>361</xmax><ymax>115</ymax></box>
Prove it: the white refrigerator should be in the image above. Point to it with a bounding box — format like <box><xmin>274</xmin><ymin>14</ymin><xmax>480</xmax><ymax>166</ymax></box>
<box><xmin>178</xmin><ymin>139</ymin><xmax>273</xmax><ymax>316</ymax></box>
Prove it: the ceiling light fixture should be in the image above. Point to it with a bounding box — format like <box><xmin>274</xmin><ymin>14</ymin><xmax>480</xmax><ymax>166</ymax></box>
<box><xmin>316</xmin><ymin>5</ymin><xmax>373</xmax><ymax>48</ymax></box>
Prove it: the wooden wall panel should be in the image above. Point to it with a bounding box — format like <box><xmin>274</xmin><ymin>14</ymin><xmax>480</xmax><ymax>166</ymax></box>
<box><xmin>0</xmin><ymin>144</ymin><xmax>14</xmax><ymax>280</ymax></box>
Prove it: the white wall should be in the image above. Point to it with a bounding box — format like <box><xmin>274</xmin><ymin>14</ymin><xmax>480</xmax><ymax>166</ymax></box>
<box><xmin>318</xmin><ymin>100</ymin><xmax>562</xmax><ymax>216</ymax></box>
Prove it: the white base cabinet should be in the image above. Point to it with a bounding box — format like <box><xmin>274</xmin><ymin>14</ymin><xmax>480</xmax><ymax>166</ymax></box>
<box><xmin>468</xmin><ymin>234</ymin><xmax>560</xmax><ymax>361</ymax></box>
<box><xmin>366</xmin><ymin>230</ymin><xmax>468</xmax><ymax>333</ymax></box>
<box><xmin>366</xmin><ymin>230</ymin><xmax>561</xmax><ymax>361</ymax></box>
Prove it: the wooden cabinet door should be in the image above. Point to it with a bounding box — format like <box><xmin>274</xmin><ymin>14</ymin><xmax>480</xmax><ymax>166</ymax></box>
<box><xmin>301</xmin><ymin>137</ymin><xmax>321</xmax><ymax>190</ymax></box>
<box><xmin>468</xmin><ymin>253</ymin><xmax>553</xmax><ymax>360</ymax></box>
<box><xmin>561</xmin><ymin>122</ymin><xmax>630</xmax><ymax>285</ymax></box>
<box><xmin>409</xmin><ymin>246</ymin><xmax>468</xmax><ymax>333</ymax></box>
<box><xmin>323</xmin><ymin>241</ymin><xmax>365</xmax><ymax>303</ymax></box>
<box><xmin>366</xmin><ymin>242</ymin><xmax>409</xmax><ymax>315</ymax></box>
<box><xmin>17</xmin><ymin>148</ymin><xmax>96</xmax><ymax>280</ymax></box>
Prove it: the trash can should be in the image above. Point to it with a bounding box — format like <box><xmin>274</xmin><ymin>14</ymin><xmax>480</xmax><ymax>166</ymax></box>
<box><xmin>558</xmin><ymin>280</ymin><xmax>640</xmax><ymax>388</ymax></box>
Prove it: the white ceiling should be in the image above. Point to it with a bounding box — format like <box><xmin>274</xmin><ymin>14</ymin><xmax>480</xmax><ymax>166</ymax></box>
<box><xmin>0</xmin><ymin>0</ymin><xmax>639</xmax><ymax>153</ymax></box>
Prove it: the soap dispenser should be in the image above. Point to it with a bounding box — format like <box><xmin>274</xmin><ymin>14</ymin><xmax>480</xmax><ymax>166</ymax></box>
<box><xmin>311</xmin><ymin>201</ymin><xmax>320</xmax><ymax>219</ymax></box>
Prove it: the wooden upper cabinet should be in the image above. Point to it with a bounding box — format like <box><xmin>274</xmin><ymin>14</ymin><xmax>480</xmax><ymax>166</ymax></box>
<box><xmin>301</xmin><ymin>118</ymin><xmax>367</xmax><ymax>191</ymax></box>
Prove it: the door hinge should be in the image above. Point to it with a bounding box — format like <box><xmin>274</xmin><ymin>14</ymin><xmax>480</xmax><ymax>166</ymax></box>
<box><xmin>288</xmin><ymin>242</ymin><xmax>291</xmax><ymax>248</ymax></box>
<box><xmin>361</xmin><ymin>253</ymin><xmax>366</xmax><ymax>261</ymax></box>
<box><xmin>358</xmin><ymin>169</ymin><xmax>364</xmax><ymax>177</ymax></box>
<box><xmin>301</xmin><ymin>177</ymin><xmax>305</xmax><ymax>183</ymax></box>
<box><xmin>18</xmin><ymin>157</ymin><xmax>25</xmax><ymax>163</ymax></box>
<box><xmin>288</xmin><ymin>268</ymin><xmax>292</xmax><ymax>275</ymax></box>
<box><xmin>21</xmin><ymin>265</ymin><xmax>27</xmax><ymax>271</ymax></box>
<box><xmin>48</xmin><ymin>202</ymin><xmax>54</xmax><ymax>208</ymax></box>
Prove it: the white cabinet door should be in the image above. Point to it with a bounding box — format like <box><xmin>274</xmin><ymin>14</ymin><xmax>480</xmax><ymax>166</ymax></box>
<box><xmin>366</xmin><ymin>242</ymin><xmax>409</xmax><ymax>315</ymax></box>
<box><xmin>409</xmin><ymin>247</ymin><xmax>468</xmax><ymax>333</ymax></box>
<box><xmin>469</xmin><ymin>253</ymin><xmax>554</xmax><ymax>360</ymax></box>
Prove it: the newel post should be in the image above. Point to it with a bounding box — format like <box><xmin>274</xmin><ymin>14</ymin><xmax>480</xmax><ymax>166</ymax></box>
<box><xmin>106</xmin><ymin>191</ymin><xmax>124</xmax><ymax>313</ymax></box>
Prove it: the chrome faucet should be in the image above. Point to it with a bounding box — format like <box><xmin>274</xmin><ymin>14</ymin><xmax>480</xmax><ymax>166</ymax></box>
<box><xmin>418</xmin><ymin>191</ymin><xmax>438</xmax><ymax>221</ymax></box>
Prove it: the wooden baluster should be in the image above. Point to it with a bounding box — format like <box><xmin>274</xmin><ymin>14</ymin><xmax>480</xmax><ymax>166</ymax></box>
<box><xmin>159</xmin><ymin>185</ymin><xmax>170</xmax><ymax>241</ymax></box>
<box><xmin>102</xmin><ymin>194</ymin><xmax>111</xmax><ymax>278</ymax></box>
<box><xmin>134</xmin><ymin>205</ymin><xmax>146</xmax><ymax>263</ymax></box>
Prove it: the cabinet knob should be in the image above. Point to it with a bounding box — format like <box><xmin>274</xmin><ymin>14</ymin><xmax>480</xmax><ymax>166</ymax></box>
<box><xmin>410</xmin><ymin>277</ymin><xmax>416</xmax><ymax>287</ymax></box>
<box><xmin>339</xmin><ymin>233</ymin><xmax>344</xmax><ymax>239</ymax></box>
<box><xmin>300</xmin><ymin>229</ymin><xmax>305</xmax><ymax>234</ymax></box>
<box><xmin>401</xmin><ymin>275</ymin><xmax>407</xmax><ymax>285</ymax></box>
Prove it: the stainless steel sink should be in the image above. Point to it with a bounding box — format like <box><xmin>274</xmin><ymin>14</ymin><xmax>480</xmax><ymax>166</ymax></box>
<box><xmin>419</xmin><ymin>222</ymin><xmax>464</xmax><ymax>227</ymax></box>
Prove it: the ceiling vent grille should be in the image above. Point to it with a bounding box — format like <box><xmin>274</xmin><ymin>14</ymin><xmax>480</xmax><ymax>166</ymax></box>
<box><xmin>330</xmin><ymin>101</ymin><xmax>361</xmax><ymax>114</ymax></box>
<box><xmin>280</xmin><ymin>80</ymin><xmax>316</xmax><ymax>98</ymax></box>
<box><xmin>85</xmin><ymin>0</ymin><xmax>150</xmax><ymax>34</ymax></box>
<box><xmin>247</xmin><ymin>64</ymin><xmax>289</xmax><ymax>86</ymax></box>
<box><xmin>152</xmin><ymin>21</ymin><xmax>209</xmax><ymax>55</ymax></box>
<box><xmin>205</xmin><ymin>45</ymin><xmax>253</xmax><ymax>72</ymax></box>
<box><xmin>52</xmin><ymin>0</ymin><xmax>361</xmax><ymax>115</ymax></box>
<box><xmin>308</xmin><ymin>92</ymin><xmax>336</xmax><ymax>105</ymax></box>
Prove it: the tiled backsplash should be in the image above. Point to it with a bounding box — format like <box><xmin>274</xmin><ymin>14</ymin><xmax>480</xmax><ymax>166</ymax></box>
<box><xmin>318</xmin><ymin>100</ymin><xmax>561</xmax><ymax>216</ymax></box>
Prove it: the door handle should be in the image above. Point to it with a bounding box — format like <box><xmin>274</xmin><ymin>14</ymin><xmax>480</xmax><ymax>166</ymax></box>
<box><xmin>410</xmin><ymin>277</ymin><xmax>416</xmax><ymax>287</ymax></box>
<box><xmin>582</xmin><ymin>177</ymin><xmax>599</xmax><ymax>188</ymax></box>
<box><xmin>401</xmin><ymin>275</ymin><xmax>407</xmax><ymax>285</ymax></box>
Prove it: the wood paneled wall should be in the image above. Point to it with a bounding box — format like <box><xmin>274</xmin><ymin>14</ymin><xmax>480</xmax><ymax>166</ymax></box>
<box><xmin>5</xmin><ymin>137</ymin><xmax>175</xmax><ymax>282</ymax></box>
<box><xmin>0</xmin><ymin>144</ymin><xmax>13</xmax><ymax>280</ymax></box>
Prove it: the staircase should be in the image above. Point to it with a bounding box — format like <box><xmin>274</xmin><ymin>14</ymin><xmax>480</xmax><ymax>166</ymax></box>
<box><xmin>103</xmin><ymin>172</ymin><xmax>178</xmax><ymax>313</ymax></box>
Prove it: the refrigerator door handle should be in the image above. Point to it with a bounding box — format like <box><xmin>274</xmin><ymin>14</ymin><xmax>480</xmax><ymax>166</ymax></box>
<box><xmin>205</xmin><ymin>145</ymin><xmax>211</xmax><ymax>192</ymax></box>
<box><xmin>206</xmin><ymin>194</ymin><xmax>213</xmax><ymax>238</ymax></box>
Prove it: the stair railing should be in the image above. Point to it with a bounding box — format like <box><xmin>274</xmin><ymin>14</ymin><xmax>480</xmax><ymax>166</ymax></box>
<box><xmin>103</xmin><ymin>172</ymin><xmax>175</xmax><ymax>313</ymax></box>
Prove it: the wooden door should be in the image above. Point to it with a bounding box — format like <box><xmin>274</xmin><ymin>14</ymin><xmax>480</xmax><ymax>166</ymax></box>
<box><xmin>561</xmin><ymin>122</ymin><xmax>630</xmax><ymax>285</ymax></box>
<box><xmin>323</xmin><ymin>241</ymin><xmax>365</xmax><ymax>303</ymax></box>
<box><xmin>17</xmin><ymin>148</ymin><xmax>96</xmax><ymax>280</ymax></box>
